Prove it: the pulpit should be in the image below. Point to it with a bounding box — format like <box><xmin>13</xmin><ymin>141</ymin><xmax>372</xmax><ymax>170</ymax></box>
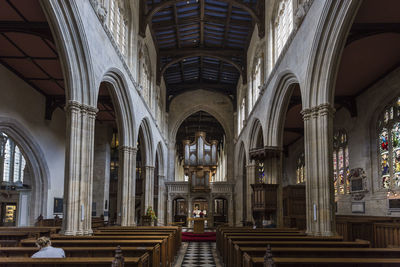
<box><xmin>188</xmin><ymin>217</ymin><xmax>206</xmax><ymax>233</ymax></box>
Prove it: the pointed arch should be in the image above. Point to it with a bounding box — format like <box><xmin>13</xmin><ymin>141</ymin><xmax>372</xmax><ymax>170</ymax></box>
<box><xmin>41</xmin><ymin>0</ymin><xmax>96</xmax><ymax>105</ymax></box>
<box><xmin>155</xmin><ymin>142</ymin><xmax>165</xmax><ymax>176</ymax></box>
<box><xmin>305</xmin><ymin>0</ymin><xmax>361</xmax><ymax>108</ymax></box>
<box><xmin>99</xmin><ymin>68</ymin><xmax>136</xmax><ymax>147</ymax></box>
<box><xmin>0</xmin><ymin>117</ymin><xmax>50</xmax><ymax>224</ymax></box>
<box><xmin>138</xmin><ymin>117</ymin><xmax>154</xmax><ymax>166</ymax></box>
<box><xmin>248</xmin><ymin>118</ymin><xmax>264</xmax><ymax>150</ymax></box>
<box><xmin>266</xmin><ymin>71</ymin><xmax>301</xmax><ymax>146</ymax></box>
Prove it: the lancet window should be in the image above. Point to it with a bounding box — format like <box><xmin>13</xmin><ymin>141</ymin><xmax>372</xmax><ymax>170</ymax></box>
<box><xmin>296</xmin><ymin>152</ymin><xmax>305</xmax><ymax>184</ymax></box>
<box><xmin>0</xmin><ymin>132</ymin><xmax>26</xmax><ymax>185</ymax></box>
<box><xmin>251</xmin><ymin>53</ymin><xmax>264</xmax><ymax>108</ymax></box>
<box><xmin>274</xmin><ymin>0</ymin><xmax>294</xmax><ymax>60</ymax></box>
<box><xmin>333</xmin><ymin>130</ymin><xmax>350</xmax><ymax>194</ymax></box>
<box><xmin>138</xmin><ymin>44</ymin><xmax>152</xmax><ymax>107</ymax></box>
<box><xmin>378</xmin><ymin>98</ymin><xmax>400</xmax><ymax>189</ymax></box>
<box><xmin>108</xmin><ymin>0</ymin><xmax>127</xmax><ymax>55</ymax></box>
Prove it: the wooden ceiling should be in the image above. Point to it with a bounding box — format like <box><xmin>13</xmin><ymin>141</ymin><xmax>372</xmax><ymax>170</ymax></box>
<box><xmin>0</xmin><ymin>0</ymin><xmax>115</xmax><ymax>124</ymax></box>
<box><xmin>141</xmin><ymin>0</ymin><xmax>264</xmax><ymax>107</ymax></box>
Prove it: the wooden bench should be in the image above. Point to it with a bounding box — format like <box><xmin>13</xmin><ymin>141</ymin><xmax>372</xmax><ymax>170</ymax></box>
<box><xmin>223</xmin><ymin>234</ymin><xmax>344</xmax><ymax>266</ymax></box>
<box><xmin>244</xmin><ymin>254</ymin><xmax>400</xmax><ymax>267</ymax></box>
<box><xmin>20</xmin><ymin>239</ymin><xmax>167</xmax><ymax>267</ymax></box>
<box><xmin>0</xmin><ymin>246</ymin><xmax>159</xmax><ymax>267</ymax></box>
<box><xmin>97</xmin><ymin>226</ymin><xmax>182</xmax><ymax>249</ymax></box>
<box><xmin>239</xmin><ymin>246</ymin><xmax>400</xmax><ymax>267</ymax></box>
<box><xmin>50</xmin><ymin>234</ymin><xmax>173</xmax><ymax>266</ymax></box>
<box><xmin>0</xmin><ymin>255</ymin><xmax>149</xmax><ymax>267</ymax></box>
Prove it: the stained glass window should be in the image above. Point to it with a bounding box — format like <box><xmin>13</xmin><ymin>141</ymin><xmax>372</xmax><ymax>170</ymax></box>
<box><xmin>378</xmin><ymin>98</ymin><xmax>400</xmax><ymax>189</ymax></box>
<box><xmin>296</xmin><ymin>152</ymin><xmax>305</xmax><ymax>184</ymax></box>
<box><xmin>333</xmin><ymin>130</ymin><xmax>350</xmax><ymax>195</ymax></box>
<box><xmin>0</xmin><ymin>132</ymin><xmax>26</xmax><ymax>185</ymax></box>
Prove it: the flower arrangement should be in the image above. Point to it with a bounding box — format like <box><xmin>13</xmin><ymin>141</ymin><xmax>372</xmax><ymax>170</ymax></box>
<box><xmin>146</xmin><ymin>206</ymin><xmax>157</xmax><ymax>221</ymax></box>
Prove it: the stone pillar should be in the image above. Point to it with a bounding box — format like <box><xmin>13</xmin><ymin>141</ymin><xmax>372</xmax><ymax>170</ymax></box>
<box><xmin>187</xmin><ymin>197</ymin><xmax>192</xmax><ymax>228</ymax></box>
<box><xmin>228</xmin><ymin>194</ymin><xmax>234</xmax><ymax>226</ymax></box>
<box><xmin>157</xmin><ymin>175</ymin><xmax>166</xmax><ymax>225</ymax></box>
<box><xmin>264</xmin><ymin>151</ymin><xmax>283</xmax><ymax>227</ymax></box>
<box><xmin>245</xmin><ymin>163</ymin><xmax>256</xmax><ymax>222</ymax></box>
<box><xmin>62</xmin><ymin>101</ymin><xmax>97</xmax><ymax>236</ymax></box>
<box><xmin>144</xmin><ymin>165</ymin><xmax>155</xmax><ymax>211</ymax></box>
<box><xmin>301</xmin><ymin>104</ymin><xmax>336</xmax><ymax>236</ymax></box>
<box><xmin>117</xmin><ymin>146</ymin><xmax>137</xmax><ymax>226</ymax></box>
<box><xmin>167</xmin><ymin>196</ymin><xmax>173</xmax><ymax>224</ymax></box>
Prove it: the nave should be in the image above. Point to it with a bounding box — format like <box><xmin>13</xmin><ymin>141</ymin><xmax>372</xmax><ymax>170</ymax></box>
<box><xmin>1</xmin><ymin>0</ymin><xmax>400</xmax><ymax>266</ymax></box>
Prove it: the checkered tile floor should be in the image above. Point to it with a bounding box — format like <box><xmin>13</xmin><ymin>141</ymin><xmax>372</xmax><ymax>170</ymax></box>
<box><xmin>181</xmin><ymin>242</ymin><xmax>216</xmax><ymax>267</ymax></box>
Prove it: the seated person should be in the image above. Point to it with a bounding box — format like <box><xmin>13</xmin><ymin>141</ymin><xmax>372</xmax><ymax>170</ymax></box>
<box><xmin>31</xmin><ymin>236</ymin><xmax>65</xmax><ymax>258</ymax></box>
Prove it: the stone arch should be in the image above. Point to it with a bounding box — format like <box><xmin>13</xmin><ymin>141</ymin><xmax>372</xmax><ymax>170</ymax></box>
<box><xmin>99</xmin><ymin>68</ymin><xmax>136</xmax><ymax>148</ymax></box>
<box><xmin>305</xmin><ymin>0</ymin><xmax>361</xmax><ymax>108</ymax></box>
<box><xmin>248</xmin><ymin>118</ymin><xmax>264</xmax><ymax>150</ymax></box>
<box><xmin>155</xmin><ymin>142</ymin><xmax>165</xmax><ymax>176</ymax></box>
<box><xmin>0</xmin><ymin>117</ymin><xmax>50</xmax><ymax>224</ymax></box>
<box><xmin>266</xmin><ymin>71</ymin><xmax>301</xmax><ymax>146</ymax></box>
<box><xmin>41</xmin><ymin>1</ymin><xmax>96</xmax><ymax>106</ymax></box>
<box><xmin>138</xmin><ymin>117</ymin><xmax>154</xmax><ymax>166</ymax></box>
<box><xmin>171</xmin><ymin>104</ymin><xmax>232</xmax><ymax>143</ymax></box>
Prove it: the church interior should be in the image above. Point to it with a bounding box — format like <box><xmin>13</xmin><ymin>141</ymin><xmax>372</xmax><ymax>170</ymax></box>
<box><xmin>1</xmin><ymin>0</ymin><xmax>400</xmax><ymax>266</ymax></box>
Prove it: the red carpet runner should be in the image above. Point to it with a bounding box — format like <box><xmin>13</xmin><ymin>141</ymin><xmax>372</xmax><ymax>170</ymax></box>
<box><xmin>182</xmin><ymin>232</ymin><xmax>216</xmax><ymax>242</ymax></box>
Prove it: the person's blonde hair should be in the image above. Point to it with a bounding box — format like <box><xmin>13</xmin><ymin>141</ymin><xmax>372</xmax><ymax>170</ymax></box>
<box><xmin>35</xmin><ymin>236</ymin><xmax>51</xmax><ymax>248</ymax></box>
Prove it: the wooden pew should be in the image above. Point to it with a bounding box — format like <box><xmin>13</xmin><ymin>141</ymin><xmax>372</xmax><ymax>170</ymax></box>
<box><xmin>49</xmin><ymin>234</ymin><xmax>173</xmax><ymax>266</ymax></box>
<box><xmin>0</xmin><ymin>246</ymin><xmax>159</xmax><ymax>267</ymax></box>
<box><xmin>223</xmin><ymin>234</ymin><xmax>343</xmax><ymax>266</ymax></box>
<box><xmin>243</xmin><ymin>254</ymin><xmax>400</xmax><ymax>267</ymax></box>
<box><xmin>0</xmin><ymin>255</ymin><xmax>149</xmax><ymax>267</ymax></box>
<box><xmin>0</xmin><ymin>227</ymin><xmax>60</xmax><ymax>247</ymax></box>
<box><xmin>216</xmin><ymin>227</ymin><xmax>300</xmax><ymax>250</ymax></box>
<box><xmin>20</xmin><ymin>239</ymin><xmax>167</xmax><ymax>267</ymax></box>
<box><xmin>239</xmin><ymin>247</ymin><xmax>400</xmax><ymax>267</ymax></box>
<box><xmin>230</xmin><ymin>239</ymin><xmax>370</xmax><ymax>267</ymax></box>
<box><xmin>97</xmin><ymin>226</ymin><xmax>182</xmax><ymax>250</ymax></box>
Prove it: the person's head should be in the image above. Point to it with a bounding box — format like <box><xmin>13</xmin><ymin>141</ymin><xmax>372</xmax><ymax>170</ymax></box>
<box><xmin>35</xmin><ymin>236</ymin><xmax>51</xmax><ymax>249</ymax></box>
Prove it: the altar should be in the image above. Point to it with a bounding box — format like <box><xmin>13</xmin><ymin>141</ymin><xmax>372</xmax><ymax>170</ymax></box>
<box><xmin>188</xmin><ymin>217</ymin><xmax>206</xmax><ymax>233</ymax></box>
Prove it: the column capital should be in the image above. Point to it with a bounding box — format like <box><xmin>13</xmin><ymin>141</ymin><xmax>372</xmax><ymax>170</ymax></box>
<box><xmin>145</xmin><ymin>165</ymin><xmax>155</xmax><ymax>171</ymax></box>
<box><xmin>119</xmin><ymin>145</ymin><xmax>137</xmax><ymax>154</ymax></box>
<box><xmin>81</xmin><ymin>104</ymin><xmax>99</xmax><ymax>116</ymax></box>
<box><xmin>301</xmin><ymin>103</ymin><xmax>335</xmax><ymax>120</ymax></box>
<box><xmin>65</xmin><ymin>100</ymin><xmax>82</xmax><ymax>112</ymax></box>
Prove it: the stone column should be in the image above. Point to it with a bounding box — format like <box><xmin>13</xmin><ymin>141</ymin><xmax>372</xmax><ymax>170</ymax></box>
<box><xmin>62</xmin><ymin>101</ymin><xmax>97</xmax><ymax>236</ymax></box>
<box><xmin>167</xmin><ymin>195</ymin><xmax>173</xmax><ymax>224</ymax></box>
<box><xmin>245</xmin><ymin>163</ymin><xmax>256</xmax><ymax>222</ymax></box>
<box><xmin>228</xmin><ymin>194</ymin><xmax>234</xmax><ymax>226</ymax></box>
<box><xmin>117</xmin><ymin>146</ymin><xmax>137</xmax><ymax>226</ymax></box>
<box><xmin>157</xmin><ymin>175</ymin><xmax>166</xmax><ymax>225</ymax></box>
<box><xmin>144</xmin><ymin>165</ymin><xmax>155</xmax><ymax>211</ymax></box>
<box><xmin>301</xmin><ymin>104</ymin><xmax>336</xmax><ymax>236</ymax></box>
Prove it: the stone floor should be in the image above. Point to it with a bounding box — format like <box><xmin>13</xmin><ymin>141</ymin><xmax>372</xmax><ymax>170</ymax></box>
<box><xmin>173</xmin><ymin>242</ymin><xmax>222</xmax><ymax>267</ymax></box>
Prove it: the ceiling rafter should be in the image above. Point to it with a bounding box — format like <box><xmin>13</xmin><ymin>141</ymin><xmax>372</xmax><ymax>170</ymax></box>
<box><xmin>158</xmin><ymin>53</ymin><xmax>244</xmax><ymax>84</ymax></box>
<box><xmin>0</xmin><ymin>21</ymin><xmax>53</xmax><ymax>41</ymax></box>
<box><xmin>141</xmin><ymin>0</ymin><xmax>262</xmax><ymax>37</ymax></box>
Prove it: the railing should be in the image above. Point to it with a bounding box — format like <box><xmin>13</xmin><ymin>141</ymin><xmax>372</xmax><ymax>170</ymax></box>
<box><xmin>210</xmin><ymin>182</ymin><xmax>234</xmax><ymax>193</ymax></box>
<box><xmin>165</xmin><ymin>182</ymin><xmax>189</xmax><ymax>193</ymax></box>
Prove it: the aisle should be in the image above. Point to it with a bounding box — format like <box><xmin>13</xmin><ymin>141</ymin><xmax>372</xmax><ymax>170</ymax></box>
<box><xmin>174</xmin><ymin>242</ymin><xmax>222</xmax><ymax>267</ymax></box>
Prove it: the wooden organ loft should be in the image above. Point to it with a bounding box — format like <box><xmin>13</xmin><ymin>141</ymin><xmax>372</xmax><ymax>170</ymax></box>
<box><xmin>182</xmin><ymin>132</ymin><xmax>218</xmax><ymax>192</ymax></box>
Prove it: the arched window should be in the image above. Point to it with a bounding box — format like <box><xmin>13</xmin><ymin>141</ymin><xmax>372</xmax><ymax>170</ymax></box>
<box><xmin>240</xmin><ymin>97</ymin><xmax>246</xmax><ymax>131</ymax></box>
<box><xmin>296</xmin><ymin>152</ymin><xmax>305</xmax><ymax>184</ymax></box>
<box><xmin>138</xmin><ymin>44</ymin><xmax>152</xmax><ymax>107</ymax></box>
<box><xmin>274</xmin><ymin>0</ymin><xmax>294</xmax><ymax>60</ymax></box>
<box><xmin>0</xmin><ymin>132</ymin><xmax>26</xmax><ymax>185</ymax></box>
<box><xmin>251</xmin><ymin>53</ymin><xmax>264</xmax><ymax>109</ymax></box>
<box><xmin>378</xmin><ymin>98</ymin><xmax>400</xmax><ymax>189</ymax></box>
<box><xmin>108</xmin><ymin>0</ymin><xmax>127</xmax><ymax>55</ymax></box>
<box><xmin>333</xmin><ymin>130</ymin><xmax>350</xmax><ymax>195</ymax></box>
